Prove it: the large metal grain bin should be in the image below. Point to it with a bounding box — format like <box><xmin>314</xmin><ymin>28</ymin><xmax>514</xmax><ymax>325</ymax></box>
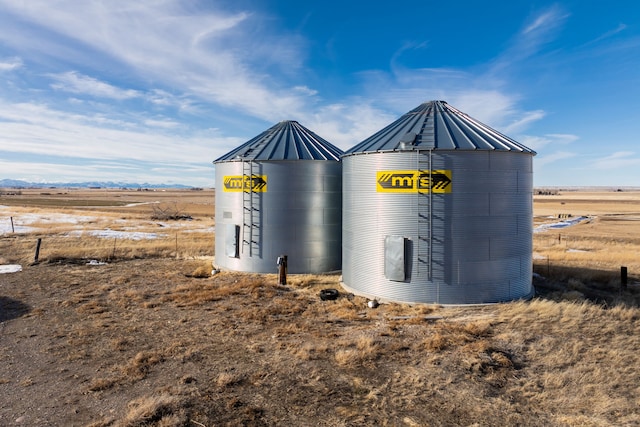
<box><xmin>214</xmin><ymin>120</ymin><xmax>343</xmax><ymax>274</ymax></box>
<box><xmin>341</xmin><ymin>101</ymin><xmax>536</xmax><ymax>304</ymax></box>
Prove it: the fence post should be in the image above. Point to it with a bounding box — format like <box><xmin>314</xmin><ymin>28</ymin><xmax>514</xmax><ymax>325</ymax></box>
<box><xmin>277</xmin><ymin>255</ymin><xmax>288</xmax><ymax>285</ymax></box>
<box><xmin>10</xmin><ymin>216</ymin><xmax>14</xmax><ymax>233</ymax></box>
<box><xmin>34</xmin><ymin>238</ymin><xmax>42</xmax><ymax>263</ymax></box>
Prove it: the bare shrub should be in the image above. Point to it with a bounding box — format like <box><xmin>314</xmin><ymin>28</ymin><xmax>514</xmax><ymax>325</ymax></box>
<box><xmin>116</xmin><ymin>394</ymin><xmax>186</xmax><ymax>427</ymax></box>
<box><xmin>88</xmin><ymin>377</ymin><xmax>117</xmax><ymax>392</ymax></box>
<box><xmin>334</xmin><ymin>349</ymin><xmax>358</xmax><ymax>366</ymax></box>
<box><xmin>424</xmin><ymin>332</ymin><xmax>449</xmax><ymax>351</ymax></box>
<box><xmin>216</xmin><ymin>371</ymin><xmax>243</xmax><ymax>388</ymax></box>
<box><xmin>121</xmin><ymin>351</ymin><xmax>163</xmax><ymax>381</ymax></box>
<box><xmin>150</xmin><ymin>203</ymin><xmax>192</xmax><ymax>221</ymax></box>
<box><xmin>292</xmin><ymin>342</ymin><xmax>329</xmax><ymax>360</ymax></box>
<box><xmin>188</xmin><ymin>264</ymin><xmax>212</xmax><ymax>278</ymax></box>
<box><xmin>356</xmin><ymin>335</ymin><xmax>379</xmax><ymax>357</ymax></box>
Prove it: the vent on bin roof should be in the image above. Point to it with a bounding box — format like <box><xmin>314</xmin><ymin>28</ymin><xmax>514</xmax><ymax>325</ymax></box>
<box><xmin>215</xmin><ymin>120</ymin><xmax>343</xmax><ymax>162</ymax></box>
<box><xmin>345</xmin><ymin>100</ymin><xmax>536</xmax><ymax>154</ymax></box>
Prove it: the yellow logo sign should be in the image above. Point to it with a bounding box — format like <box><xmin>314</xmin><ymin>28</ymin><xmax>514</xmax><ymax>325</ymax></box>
<box><xmin>223</xmin><ymin>175</ymin><xmax>268</xmax><ymax>192</ymax></box>
<box><xmin>376</xmin><ymin>170</ymin><xmax>452</xmax><ymax>193</ymax></box>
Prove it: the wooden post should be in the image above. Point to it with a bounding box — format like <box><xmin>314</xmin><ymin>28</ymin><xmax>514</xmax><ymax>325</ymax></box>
<box><xmin>277</xmin><ymin>255</ymin><xmax>288</xmax><ymax>285</ymax></box>
<box><xmin>10</xmin><ymin>216</ymin><xmax>15</xmax><ymax>233</ymax></box>
<box><xmin>34</xmin><ymin>238</ymin><xmax>42</xmax><ymax>263</ymax></box>
<box><xmin>621</xmin><ymin>266</ymin><xmax>628</xmax><ymax>290</ymax></box>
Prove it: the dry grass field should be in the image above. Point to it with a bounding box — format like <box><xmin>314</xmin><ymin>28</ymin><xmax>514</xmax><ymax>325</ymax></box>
<box><xmin>1</xmin><ymin>188</ymin><xmax>640</xmax><ymax>426</ymax></box>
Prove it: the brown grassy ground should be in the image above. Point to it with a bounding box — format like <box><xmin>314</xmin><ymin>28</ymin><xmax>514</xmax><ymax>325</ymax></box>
<box><xmin>1</xmin><ymin>189</ymin><xmax>640</xmax><ymax>426</ymax></box>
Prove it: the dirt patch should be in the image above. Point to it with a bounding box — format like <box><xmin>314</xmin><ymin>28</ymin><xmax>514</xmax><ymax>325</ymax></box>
<box><xmin>1</xmin><ymin>258</ymin><xmax>639</xmax><ymax>426</ymax></box>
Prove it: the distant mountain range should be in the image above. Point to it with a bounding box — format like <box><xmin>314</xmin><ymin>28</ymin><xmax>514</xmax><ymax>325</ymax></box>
<box><xmin>0</xmin><ymin>178</ymin><xmax>193</xmax><ymax>189</ymax></box>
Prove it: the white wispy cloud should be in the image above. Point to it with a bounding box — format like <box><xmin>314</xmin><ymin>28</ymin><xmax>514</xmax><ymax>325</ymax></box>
<box><xmin>143</xmin><ymin>118</ymin><xmax>181</xmax><ymax>129</ymax></box>
<box><xmin>49</xmin><ymin>71</ymin><xmax>140</xmax><ymax>100</ymax></box>
<box><xmin>0</xmin><ymin>56</ymin><xmax>22</xmax><ymax>71</ymax></box>
<box><xmin>0</xmin><ymin>99</ymin><xmax>239</xmax><ymax>166</ymax></box>
<box><xmin>587</xmin><ymin>23</ymin><xmax>628</xmax><ymax>45</ymax></box>
<box><xmin>0</xmin><ymin>158</ymin><xmax>213</xmax><ymax>185</ymax></box>
<box><xmin>545</xmin><ymin>134</ymin><xmax>579</xmax><ymax>144</ymax></box>
<box><xmin>523</xmin><ymin>8</ymin><xmax>564</xmax><ymax>34</ymax></box>
<box><xmin>518</xmin><ymin>5</ymin><xmax>569</xmax><ymax>54</ymax></box>
<box><xmin>146</xmin><ymin>89</ymin><xmax>197</xmax><ymax>113</ymax></box>
<box><xmin>293</xmin><ymin>86</ymin><xmax>318</xmax><ymax>96</ymax></box>
<box><xmin>519</xmin><ymin>135</ymin><xmax>553</xmax><ymax>151</ymax></box>
<box><xmin>486</xmin><ymin>5</ymin><xmax>569</xmax><ymax>82</ymax></box>
<box><xmin>1</xmin><ymin>0</ymin><xmax>568</xmax><ymax>143</ymax></box>
<box><xmin>357</xmin><ymin>7</ymin><xmax>572</xmax><ymax>136</ymax></box>
<box><xmin>518</xmin><ymin>133</ymin><xmax>579</xmax><ymax>151</ymax></box>
<box><xmin>502</xmin><ymin>110</ymin><xmax>546</xmax><ymax>134</ymax></box>
<box><xmin>446</xmin><ymin>90</ymin><xmax>516</xmax><ymax>126</ymax></box>
<box><xmin>0</xmin><ymin>1</ymin><xmax>309</xmax><ymax>120</ymax></box>
<box><xmin>592</xmin><ymin>151</ymin><xmax>640</xmax><ymax>170</ymax></box>
<box><xmin>302</xmin><ymin>100</ymin><xmax>397</xmax><ymax>149</ymax></box>
<box><xmin>534</xmin><ymin>151</ymin><xmax>577</xmax><ymax>167</ymax></box>
<box><xmin>0</xmin><ymin>1</ymin><xmax>590</xmax><ymax>186</ymax></box>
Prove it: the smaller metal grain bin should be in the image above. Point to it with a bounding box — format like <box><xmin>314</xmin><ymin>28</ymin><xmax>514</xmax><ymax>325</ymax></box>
<box><xmin>214</xmin><ymin>120</ymin><xmax>344</xmax><ymax>274</ymax></box>
<box><xmin>341</xmin><ymin>100</ymin><xmax>536</xmax><ymax>304</ymax></box>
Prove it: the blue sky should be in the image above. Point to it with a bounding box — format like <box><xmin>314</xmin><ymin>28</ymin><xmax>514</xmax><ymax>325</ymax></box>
<box><xmin>0</xmin><ymin>1</ymin><xmax>639</xmax><ymax>187</ymax></box>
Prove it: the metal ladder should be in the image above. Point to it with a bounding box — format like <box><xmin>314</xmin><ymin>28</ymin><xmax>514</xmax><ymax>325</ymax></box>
<box><xmin>417</xmin><ymin>107</ymin><xmax>436</xmax><ymax>278</ymax></box>
<box><xmin>241</xmin><ymin>160</ymin><xmax>261</xmax><ymax>257</ymax></box>
<box><xmin>417</xmin><ymin>149</ymin><xmax>433</xmax><ymax>279</ymax></box>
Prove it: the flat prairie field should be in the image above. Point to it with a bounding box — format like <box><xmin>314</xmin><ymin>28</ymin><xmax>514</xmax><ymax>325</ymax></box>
<box><xmin>0</xmin><ymin>187</ymin><xmax>215</xmax><ymax>215</ymax></box>
<box><xmin>0</xmin><ymin>188</ymin><xmax>639</xmax><ymax>426</ymax></box>
<box><xmin>533</xmin><ymin>190</ymin><xmax>640</xmax><ymax>286</ymax></box>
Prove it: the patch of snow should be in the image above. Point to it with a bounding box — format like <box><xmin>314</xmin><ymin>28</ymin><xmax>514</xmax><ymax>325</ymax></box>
<box><xmin>1</xmin><ymin>212</ymin><xmax>97</xmax><ymax>235</ymax></box>
<box><xmin>0</xmin><ymin>264</ymin><xmax>22</xmax><ymax>274</ymax></box>
<box><xmin>87</xmin><ymin>228</ymin><xmax>164</xmax><ymax>240</ymax></box>
<box><xmin>147</xmin><ymin>221</ymin><xmax>196</xmax><ymax>230</ymax></box>
<box><xmin>567</xmin><ymin>248</ymin><xmax>589</xmax><ymax>253</ymax></box>
<box><xmin>183</xmin><ymin>227</ymin><xmax>215</xmax><ymax>233</ymax></box>
<box><xmin>61</xmin><ymin>229</ymin><xmax>164</xmax><ymax>240</ymax></box>
<box><xmin>0</xmin><ymin>223</ymin><xmax>36</xmax><ymax>234</ymax></box>
<box><xmin>124</xmin><ymin>201</ymin><xmax>160</xmax><ymax>207</ymax></box>
<box><xmin>532</xmin><ymin>252</ymin><xmax>547</xmax><ymax>260</ymax></box>
<box><xmin>14</xmin><ymin>212</ymin><xmax>96</xmax><ymax>225</ymax></box>
<box><xmin>2</xmin><ymin>211</ymin><xmax>206</xmax><ymax>239</ymax></box>
<box><xmin>87</xmin><ymin>260</ymin><xmax>107</xmax><ymax>266</ymax></box>
<box><xmin>534</xmin><ymin>216</ymin><xmax>589</xmax><ymax>233</ymax></box>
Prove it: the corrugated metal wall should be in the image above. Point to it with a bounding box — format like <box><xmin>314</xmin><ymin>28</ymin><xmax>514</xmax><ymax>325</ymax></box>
<box><xmin>342</xmin><ymin>150</ymin><xmax>534</xmax><ymax>304</ymax></box>
<box><xmin>215</xmin><ymin>160</ymin><xmax>342</xmax><ymax>274</ymax></box>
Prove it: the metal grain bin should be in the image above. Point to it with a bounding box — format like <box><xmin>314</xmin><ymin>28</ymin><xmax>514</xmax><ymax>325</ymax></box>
<box><xmin>341</xmin><ymin>101</ymin><xmax>536</xmax><ymax>304</ymax></box>
<box><xmin>214</xmin><ymin>120</ymin><xmax>343</xmax><ymax>274</ymax></box>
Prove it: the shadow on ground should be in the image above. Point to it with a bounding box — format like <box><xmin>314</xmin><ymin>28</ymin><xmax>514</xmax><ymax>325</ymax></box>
<box><xmin>0</xmin><ymin>297</ymin><xmax>31</xmax><ymax>322</ymax></box>
<box><xmin>533</xmin><ymin>264</ymin><xmax>640</xmax><ymax>307</ymax></box>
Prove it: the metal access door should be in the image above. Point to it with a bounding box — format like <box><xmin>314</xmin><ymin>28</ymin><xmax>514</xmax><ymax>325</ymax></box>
<box><xmin>384</xmin><ymin>235</ymin><xmax>407</xmax><ymax>281</ymax></box>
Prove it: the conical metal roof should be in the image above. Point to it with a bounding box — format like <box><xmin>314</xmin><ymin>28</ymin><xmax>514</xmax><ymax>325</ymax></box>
<box><xmin>345</xmin><ymin>100</ymin><xmax>536</xmax><ymax>155</ymax></box>
<box><xmin>215</xmin><ymin>120</ymin><xmax>343</xmax><ymax>162</ymax></box>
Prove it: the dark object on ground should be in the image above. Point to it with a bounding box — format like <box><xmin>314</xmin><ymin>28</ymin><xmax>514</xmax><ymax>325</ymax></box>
<box><xmin>319</xmin><ymin>288</ymin><xmax>339</xmax><ymax>301</ymax></box>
